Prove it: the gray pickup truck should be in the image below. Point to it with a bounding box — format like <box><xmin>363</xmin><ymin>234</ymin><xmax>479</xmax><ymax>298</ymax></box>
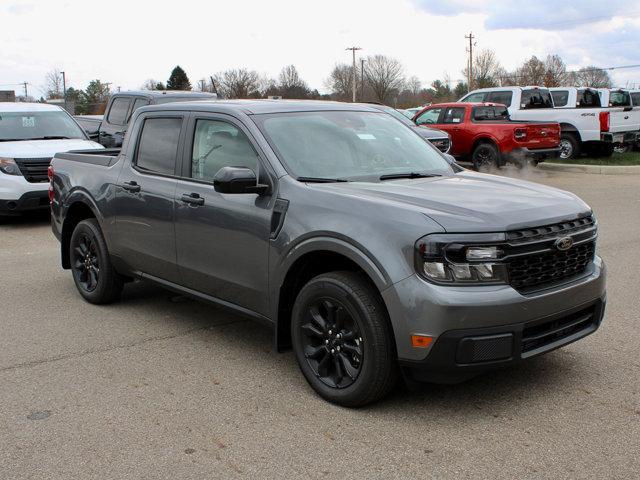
<box><xmin>50</xmin><ymin>100</ymin><xmax>606</xmax><ymax>406</ymax></box>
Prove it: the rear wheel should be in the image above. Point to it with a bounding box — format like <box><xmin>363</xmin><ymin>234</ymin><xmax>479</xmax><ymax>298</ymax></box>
<box><xmin>291</xmin><ymin>271</ymin><xmax>398</xmax><ymax>407</ymax></box>
<box><xmin>559</xmin><ymin>133</ymin><xmax>581</xmax><ymax>160</ymax></box>
<box><xmin>70</xmin><ymin>219</ymin><xmax>123</xmax><ymax>304</ymax></box>
<box><xmin>472</xmin><ymin>142</ymin><xmax>499</xmax><ymax>171</ymax></box>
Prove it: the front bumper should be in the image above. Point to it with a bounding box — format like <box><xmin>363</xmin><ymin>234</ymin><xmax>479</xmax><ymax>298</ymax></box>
<box><xmin>0</xmin><ymin>190</ymin><xmax>49</xmax><ymax>215</ymax></box>
<box><xmin>400</xmin><ymin>296</ymin><xmax>605</xmax><ymax>384</ymax></box>
<box><xmin>382</xmin><ymin>256</ymin><xmax>606</xmax><ymax>369</ymax></box>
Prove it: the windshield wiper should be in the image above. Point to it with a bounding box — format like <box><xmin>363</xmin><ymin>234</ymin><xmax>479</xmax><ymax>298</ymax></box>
<box><xmin>379</xmin><ymin>172</ymin><xmax>442</xmax><ymax>181</ymax></box>
<box><xmin>29</xmin><ymin>136</ymin><xmax>72</xmax><ymax>140</ymax></box>
<box><xmin>297</xmin><ymin>176</ymin><xmax>349</xmax><ymax>183</ymax></box>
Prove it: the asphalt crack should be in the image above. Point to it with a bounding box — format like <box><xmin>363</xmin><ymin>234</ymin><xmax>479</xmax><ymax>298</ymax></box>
<box><xmin>0</xmin><ymin>319</ymin><xmax>247</xmax><ymax>374</ymax></box>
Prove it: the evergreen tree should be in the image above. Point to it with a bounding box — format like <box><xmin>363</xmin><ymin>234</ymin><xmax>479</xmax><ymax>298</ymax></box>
<box><xmin>166</xmin><ymin>66</ymin><xmax>191</xmax><ymax>90</ymax></box>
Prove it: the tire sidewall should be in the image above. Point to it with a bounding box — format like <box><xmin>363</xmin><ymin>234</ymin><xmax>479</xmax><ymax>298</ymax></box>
<box><xmin>291</xmin><ymin>276</ymin><xmax>388</xmax><ymax>405</ymax></box>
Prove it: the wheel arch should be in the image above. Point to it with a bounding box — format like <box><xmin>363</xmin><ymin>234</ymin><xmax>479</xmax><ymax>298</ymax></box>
<box><xmin>559</xmin><ymin>123</ymin><xmax>582</xmax><ymax>142</ymax></box>
<box><xmin>60</xmin><ymin>195</ymin><xmax>101</xmax><ymax>269</ymax></box>
<box><xmin>273</xmin><ymin>238</ymin><xmax>393</xmax><ymax>352</ymax></box>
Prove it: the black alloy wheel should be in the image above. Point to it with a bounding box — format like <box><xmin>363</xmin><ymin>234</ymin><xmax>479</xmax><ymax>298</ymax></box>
<box><xmin>472</xmin><ymin>143</ymin><xmax>499</xmax><ymax>171</ymax></box>
<box><xmin>69</xmin><ymin>218</ymin><xmax>123</xmax><ymax>304</ymax></box>
<box><xmin>300</xmin><ymin>297</ymin><xmax>364</xmax><ymax>389</ymax></box>
<box><xmin>72</xmin><ymin>233</ymin><xmax>100</xmax><ymax>292</ymax></box>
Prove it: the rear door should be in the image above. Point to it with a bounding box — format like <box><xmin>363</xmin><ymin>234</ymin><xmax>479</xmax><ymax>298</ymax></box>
<box><xmin>114</xmin><ymin>112</ymin><xmax>187</xmax><ymax>283</ymax></box>
<box><xmin>173</xmin><ymin>113</ymin><xmax>274</xmax><ymax>316</ymax></box>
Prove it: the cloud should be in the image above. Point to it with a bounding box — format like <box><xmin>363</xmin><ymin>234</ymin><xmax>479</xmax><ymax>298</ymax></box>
<box><xmin>411</xmin><ymin>0</ymin><xmax>631</xmax><ymax>31</ymax></box>
<box><xmin>6</xmin><ymin>3</ymin><xmax>35</xmax><ymax>14</ymax></box>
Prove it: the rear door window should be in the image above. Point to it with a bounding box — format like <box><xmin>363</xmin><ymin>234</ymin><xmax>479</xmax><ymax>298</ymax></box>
<box><xmin>577</xmin><ymin>89</ymin><xmax>601</xmax><ymax>108</ymax></box>
<box><xmin>521</xmin><ymin>89</ymin><xmax>553</xmax><ymax>109</ymax></box>
<box><xmin>631</xmin><ymin>93</ymin><xmax>640</xmax><ymax>107</ymax></box>
<box><xmin>127</xmin><ymin>98</ymin><xmax>150</xmax><ymax>122</ymax></box>
<box><xmin>135</xmin><ymin>117</ymin><xmax>183</xmax><ymax>175</ymax></box>
<box><xmin>472</xmin><ymin>106</ymin><xmax>509</xmax><ymax>121</ymax></box>
<box><xmin>551</xmin><ymin>90</ymin><xmax>569</xmax><ymax>107</ymax></box>
<box><xmin>441</xmin><ymin>107</ymin><xmax>465</xmax><ymax>124</ymax></box>
<box><xmin>485</xmin><ymin>91</ymin><xmax>513</xmax><ymax>107</ymax></box>
<box><xmin>107</xmin><ymin>97</ymin><xmax>131</xmax><ymax>125</ymax></box>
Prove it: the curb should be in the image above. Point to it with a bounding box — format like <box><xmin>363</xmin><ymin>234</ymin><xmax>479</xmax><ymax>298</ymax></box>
<box><xmin>537</xmin><ymin>162</ymin><xmax>640</xmax><ymax>175</ymax></box>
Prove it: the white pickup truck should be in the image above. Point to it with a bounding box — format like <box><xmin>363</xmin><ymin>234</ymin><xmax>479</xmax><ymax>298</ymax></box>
<box><xmin>460</xmin><ymin>86</ymin><xmax>640</xmax><ymax>158</ymax></box>
<box><xmin>0</xmin><ymin>103</ymin><xmax>103</xmax><ymax>217</ymax></box>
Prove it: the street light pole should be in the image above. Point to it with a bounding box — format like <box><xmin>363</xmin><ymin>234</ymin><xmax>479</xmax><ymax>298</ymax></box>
<box><xmin>346</xmin><ymin>46</ymin><xmax>362</xmax><ymax>102</ymax></box>
<box><xmin>61</xmin><ymin>71</ymin><xmax>67</xmax><ymax>111</ymax></box>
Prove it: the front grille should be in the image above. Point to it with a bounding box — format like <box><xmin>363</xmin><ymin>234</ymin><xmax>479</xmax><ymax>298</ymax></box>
<box><xmin>429</xmin><ymin>137</ymin><xmax>450</xmax><ymax>153</ymax></box>
<box><xmin>14</xmin><ymin>157</ymin><xmax>52</xmax><ymax>183</ymax></box>
<box><xmin>508</xmin><ymin>241</ymin><xmax>595</xmax><ymax>290</ymax></box>
<box><xmin>504</xmin><ymin>215</ymin><xmax>596</xmax><ymax>292</ymax></box>
<box><xmin>521</xmin><ymin>306</ymin><xmax>597</xmax><ymax>354</ymax></box>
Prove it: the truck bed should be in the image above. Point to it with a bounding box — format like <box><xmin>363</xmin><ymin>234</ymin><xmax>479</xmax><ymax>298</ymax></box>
<box><xmin>54</xmin><ymin>149</ymin><xmax>121</xmax><ymax>167</ymax></box>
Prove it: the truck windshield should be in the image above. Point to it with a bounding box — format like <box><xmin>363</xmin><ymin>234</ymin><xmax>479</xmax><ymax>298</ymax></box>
<box><xmin>253</xmin><ymin>111</ymin><xmax>452</xmax><ymax>181</ymax></box>
<box><xmin>0</xmin><ymin>110</ymin><xmax>86</xmax><ymax>141</ymax></box>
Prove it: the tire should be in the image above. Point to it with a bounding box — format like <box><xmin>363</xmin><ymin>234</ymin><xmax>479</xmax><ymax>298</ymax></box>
<box><xmin>472</xmin><ymin>142</ymin><xmax>500</xmax><ymax>171</ymax></box>
<box><xmin>69</xmin><ymin>218</ymin><xmax>123</xmax><ymax>304</ymax></box>
<box><xmin>291</xmin><ymin>271</ymin><xmax>398</xmax><ymax>407</ymax></box>
<box><xmin>559</xmin><ymin>133</ymin><xmax>581</xmax><ymax>160</ymax></box>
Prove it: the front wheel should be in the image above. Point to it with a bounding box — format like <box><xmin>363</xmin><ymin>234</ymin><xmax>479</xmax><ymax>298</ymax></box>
<box><xmin>70</xmin><ymin>218</ymin><xmax>123</xmax><ymax>304</ymax></box>
<box><xmin>291</xmin><ymin>271</ymin><xmax>398</xmax><ymax>407</ymax></box>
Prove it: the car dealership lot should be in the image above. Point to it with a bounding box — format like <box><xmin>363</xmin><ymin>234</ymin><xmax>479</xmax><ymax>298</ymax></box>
<box><xmin>1</xmin><ymin>170</ymin><xmax>638</xmax><ymax>479</ymax></box>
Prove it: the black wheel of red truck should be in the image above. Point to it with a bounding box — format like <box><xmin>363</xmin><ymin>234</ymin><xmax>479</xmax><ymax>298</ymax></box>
<box><xmin>472</xmin><ymin>143</ymin><xmax>499</xmax><ymax>171</ymax></box>
<box><xmin>70</xmin><ymin>219</ymin><xmax>123</xmax><ymax>304</ymax></box>
<box><xmin>559</xmin><ymin>133</ymin><xmax>580</xmax><ymax>159</ymax></box>
<box><xmin>291</xmin><ymin>271</ymin><xmax>398</xmax><ymax>407</ymax></box>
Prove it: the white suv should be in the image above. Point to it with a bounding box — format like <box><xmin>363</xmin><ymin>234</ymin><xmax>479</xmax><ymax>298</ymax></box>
<box><xmin>0</xmin><ymin>103</ymin><xmax>103</xmax><ymax>217</ymax></box>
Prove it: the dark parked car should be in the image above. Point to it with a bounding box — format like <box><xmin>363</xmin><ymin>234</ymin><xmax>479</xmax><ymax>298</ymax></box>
<box><xmin>50</xmin><ymin>100</ymin><xmax>606</xmax><ymax>406</ymax></box>
<box><xmin>75</xmin><ymin>90</ymin><xmax>217</xmax><ymax>147</ymax></box>
<box><xmin>366</xmin><ymin>104</ymin><xmax>451</xmax><ymax>153</ymax></box>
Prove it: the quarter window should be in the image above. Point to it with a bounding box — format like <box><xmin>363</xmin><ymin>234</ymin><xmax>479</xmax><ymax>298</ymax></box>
<box><xmin>441</xmin><ymin>107</ymin><xmax>465</xmax><ymax>124</ymax></box>
<box><xmin>415</xmin><ymin>108</ymin><xmax>442</xmax><ymax>125</ymax></box>
<box><xmin>135</xmin><ymin>118</ymin><xmax>182</xmax><ymax>175</ymax></box>
<box><xmin>107</xmin><ymin>97</ymin><xmax>131</xmax><ymax>125</ymax></box>
<box><xmin>190</xmin><ymin>119</ymin><xmax>258</xmax><ymax>181</ymax></box>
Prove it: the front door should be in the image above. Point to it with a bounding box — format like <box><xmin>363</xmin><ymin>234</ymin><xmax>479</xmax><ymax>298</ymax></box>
<box><xmin>114</xmin><ymin>114</ymin><xmax>186</xmax><ymax>283</ymax></box>
<box><xmin>174</xmin><ymin>114</ymin><xmax>273</xmax><ymax>316</ymax></box>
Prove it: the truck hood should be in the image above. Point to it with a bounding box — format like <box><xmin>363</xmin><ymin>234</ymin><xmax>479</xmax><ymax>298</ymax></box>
<box><xmin>0</xmin><ymin>139</ymin><xmax>103</xmax><ymax>158</ymax></box>
<box><xmin>314</xmin><ymin>171</ymin><xmax>590</xmax><ymax>232</ymax></box>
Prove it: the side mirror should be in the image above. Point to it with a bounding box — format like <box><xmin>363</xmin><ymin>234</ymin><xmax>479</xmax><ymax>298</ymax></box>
<box><xmin>213</xmin><ymin>166</ymin><xmax>269</xmax><ymax>195</ymax></box>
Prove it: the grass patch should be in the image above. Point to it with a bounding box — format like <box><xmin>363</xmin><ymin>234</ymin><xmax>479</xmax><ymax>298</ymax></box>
<box><xmin>548</xmin><ymin>151</ymin><xmax>640</xmax><ymax>166</ymax></box>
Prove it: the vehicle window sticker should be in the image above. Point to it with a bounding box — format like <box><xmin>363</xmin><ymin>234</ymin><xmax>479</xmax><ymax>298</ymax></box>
<box><xmin>22</xmin><ymin>116</ymin><xmax>35</xmax><ymax>127</ymax></box>
<box><xmin>357</xmin><ymin>133</ymin><xmax>376</xmax><ymax>140</ymax></box>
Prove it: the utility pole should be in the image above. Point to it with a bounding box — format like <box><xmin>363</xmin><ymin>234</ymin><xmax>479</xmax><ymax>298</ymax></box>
<box><xmin>209</xmin><ymin>76</ymin><xmax>218</xmax><ymax>95</ymax></box>
<box><xmin>61</xmin><ymin>71</ymin><xmax>67</xmax><ymax>111</ymax></box>
<box><xmin>346</xmin><ymin>46</ymin><xmax>362</xmax><ymax>102</ymax></box>
<box><xmin>23</xmin><ymin>81</ymin><xmax>28</xmax><ymax>100</ymax></box>
<box><xmin>360</xmin><ymin>58</ymin><xmax>365</xmax><ymax>101</ymax></box>
<box><xmin>465</xmin><ymin>31</ymin><xmax>475</xmax><ymax>92</ymax></box>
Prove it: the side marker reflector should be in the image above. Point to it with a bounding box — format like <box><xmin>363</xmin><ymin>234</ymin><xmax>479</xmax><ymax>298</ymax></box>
<box><xmin>411</xmin><ymin>335</ymin><xmax>434</xmax><ymax>348</ymax></box>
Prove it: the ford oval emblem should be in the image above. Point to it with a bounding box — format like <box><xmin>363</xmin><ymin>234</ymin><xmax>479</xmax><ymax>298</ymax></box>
<box><xmin>555</xmin><ymin>236</ymin><xmax>573</xmax><ymax>251</ymax></box>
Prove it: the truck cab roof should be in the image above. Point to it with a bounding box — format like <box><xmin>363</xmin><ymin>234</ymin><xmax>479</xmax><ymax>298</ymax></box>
<box><xmin>0</xmin><ymin>102</ymin><xmax>65</xmax><ymax>112</ymax></box>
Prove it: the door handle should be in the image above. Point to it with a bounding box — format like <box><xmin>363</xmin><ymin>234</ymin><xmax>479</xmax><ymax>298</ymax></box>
<box><xmin>181</xmin><ymin>193</ymin><xmax>204</xmax><ymax>206</ymax></box>
<box><xmin>121</xmin><ymin>180</ymin><xmax>141</xmax><ymax>193</ymax></box>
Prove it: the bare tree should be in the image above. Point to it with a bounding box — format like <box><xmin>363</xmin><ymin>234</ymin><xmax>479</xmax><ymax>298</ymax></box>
<box><xmin>516</xmin><ymin>56</ymin><xmax>547</xmax><ymax>85</ymax></box>
<box><xmin>572</xmin><ymin>66</ymin><xmax>612</xmax><ymax>88</ymax></box>
<box><xmin>406</xmin><ymin>76</ymin><xmax>422</xmax><ymax>96</ymax></box>
<box><xmin>543</xmin><ymin>55</ymin><xmax>568</xmax><ymax>87</ymax></box>
<box><xmin>214</xmin><ymin>69</ymin><xmax>261</xmax><ymax>98</ymax></box>
<box><xmin>462</xmin><ymin>49</ymin><xmax>503</xmax><ymax>89</ymax></box>
<box><xmin>44</xmin><ymin>69</ymin><xmax>64</xmax><ymax>99</ymax></box>
<box><xmin>325</xmin><ymin>63</ymin><xmax>356</xmax><ymax>100</ymax></box>
<box><xmin>363</xmin><ymin>55</ymin><xmax>405</xmax><ymax>103</ymax></box>
<box><xmin>278</xmin><ymin>65</ymin><xmax>309</xmax><ymax>98</ymax></box>
<box><xmin>141</xmin><ymin>78</ymin><xmax>163</xmax><ymax>90</ymax></box>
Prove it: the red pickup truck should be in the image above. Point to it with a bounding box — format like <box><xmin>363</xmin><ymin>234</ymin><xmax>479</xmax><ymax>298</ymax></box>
<box><xmin>413</xmin><ymin>103</ymin><xmax>561</xmax><ymax>169</ymax></box>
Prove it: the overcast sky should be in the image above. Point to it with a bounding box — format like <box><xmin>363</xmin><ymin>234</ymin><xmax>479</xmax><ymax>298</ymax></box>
<box><xmin>1</xmin><ymin>0</ymin><xmax>639</xmax><ymax>97</ymax></box>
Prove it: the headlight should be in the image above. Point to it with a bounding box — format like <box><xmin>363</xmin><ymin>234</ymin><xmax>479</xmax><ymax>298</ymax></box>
<box><xmin>415</xmin><ymin>233</ymin><xmax>508</xmax><ymax>285</ymax></box>
<box><xmin>0</xmin><ymin>157</ymin><xmax>22</xmax><ymax>176</ymax></box>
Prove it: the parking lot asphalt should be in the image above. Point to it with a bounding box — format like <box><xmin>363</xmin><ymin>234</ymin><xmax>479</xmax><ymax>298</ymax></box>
<box><xmin>1</xmin><ymin>169</ymin><xmax>638</xmax><ymax>480</ymax></box>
